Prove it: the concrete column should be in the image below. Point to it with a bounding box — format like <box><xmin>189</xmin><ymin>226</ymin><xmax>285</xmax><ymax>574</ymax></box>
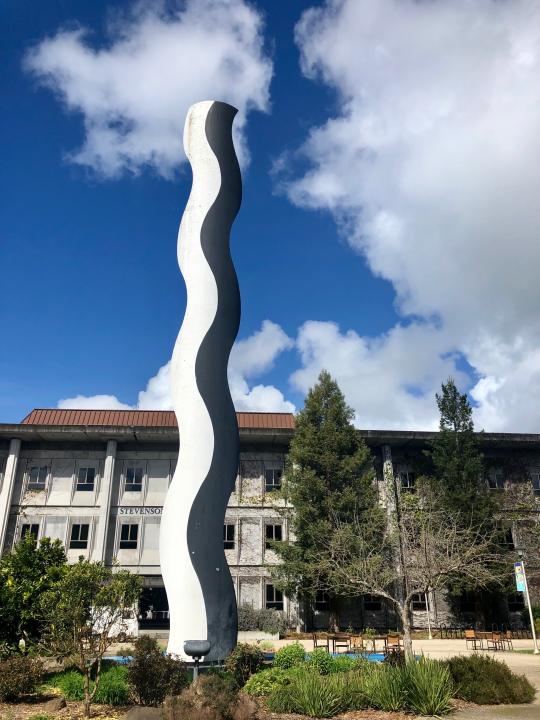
<box><xmin>382</xmin><ymin>444</ymin><xmax>405</xmax><ymax>606</ymax></box>
<box><xmin>0</xmin><ymin>438</ymin><xmax>21</xmax><ymax>555</ymax></box>
<box><xmin>93</xmin><ymin>440</ymin><xmax>116</xmax><ymax>562</ymax></box>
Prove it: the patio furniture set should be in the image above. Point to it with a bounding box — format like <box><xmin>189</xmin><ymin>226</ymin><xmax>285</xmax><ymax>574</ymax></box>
<box><xmin>313</xmin><ymin>632</ymin><xmax>403</xmax><ymax>656</ymax></box>
<box><xmin>464</xmin><ymin>628</ymin><xmax>514</xmax><ymax>651</ymax></box>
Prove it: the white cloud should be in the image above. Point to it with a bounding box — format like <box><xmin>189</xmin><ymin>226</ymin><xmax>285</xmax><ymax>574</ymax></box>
<box><xmin>57</xmin><ymin>320</ymin><xmax>295</xmax><ymax>413</ymax></box>
<box><xmin>280</xmin><ymin>0</ymin><xmax>540</xmax><ymax>431</ymax></box>
<box><xmin>291</xmin><ymin>320</ymin><xmax>467</xmax><ymax>430</ymax></box>
<box><xmin>58</xmin><ymin>394</ymin><xmax>132</xmax><ymax>410</ymax></box>
<box><xmin>24</xmin><ymin>0</ymin><xmax>272</xmax><ymax>177</ymax></box>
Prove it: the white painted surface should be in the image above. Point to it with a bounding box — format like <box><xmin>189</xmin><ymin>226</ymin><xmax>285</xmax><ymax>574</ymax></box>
<box><xmin>160</xmin><ymin>101</ymin><xmax>222</xmax><ymax>660</ymax></box>
<box><xmin>0</xmin><ymin>439</ymin><xmax>21</xmax><ymax>553</ymax></box>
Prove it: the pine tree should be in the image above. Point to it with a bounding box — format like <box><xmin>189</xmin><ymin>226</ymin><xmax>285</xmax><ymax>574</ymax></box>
<box><xmin>271</xmin><ymin>370</ymin><xmax>378</xmax><ymax>631</ymax></box>
<box><xmin>428</xmin><ymin>378</ymin><xmax>491</xmax><ymax>516</ymax></box>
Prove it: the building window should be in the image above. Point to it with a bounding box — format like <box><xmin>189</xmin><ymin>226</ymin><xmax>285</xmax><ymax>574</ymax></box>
<box><xmin>69</xmin><ymin>523</ymin><xmax>89</xmax><ymax>549</ymax></box>
<box><xmin>28</xmin><ymin>465</ymin><xmax>49</xmax><ymax>490</ymax></box>
<box><xmin>487</xmin><ymin>468</ymin><xmax>504</xmax><ymax>490</ymax></box>
<box><xmin>265</xmin><ymin>523</ymin><xmax>283</xmax><ymax>549</ymax></box>
<box><xmin>223</xmin><ymin>523</ymin><xmax>235</xmax><ymax>550</ymax></box>
<box><xmin>411</xmin><ymin>592</ymin><xmax>428</xmax><ymax>611</ymax></box>
<box><xmin>508</xmin><ymin>593</ymin><xmax>525</xmax><ymax>612</ymax></box>
<box><xmin>20</xmin><ymin>523</ymin><xmax>39</xmax><ymax>541</ymax></box>
<box><xmin>531</xmin><ymin>472</ymin><xmax>540</xmax><ymax>494</ymax></box>
<box><xmin>399</xmin><ymin>471</ymin><xmax>416</xmax><ymax>492</ymax></box>
<box><xmin>265</xmin><ymin>583</ymin><xmax>284</xmax><ymax>610</ymax></box>
<box><xmin>363</xmin><ymin>594</ymin><xmax>382</xmax><ymax>611</ymax></box>
<box><xmin>76</xmin><ymin>466</ymin><xmax>95</xmax><ymax>492</ymax></box>
<box><xmin>265</xmin><ymin>468</ymin><xmax>282</xmax><ymax>492</ymax></box>
<box><xmin>314</xmin><ymin>590</ymin><xmax>330</xmax><ymax>611</ymax></box>
<box><xmin>120</xmin><ymin>523</ymin><xmax>139</xmax><ymax>549</ymax></box>
<box><xmin>125</xmin><ymin>466</ymin><xmax>143</xmax><ymax>492</ymax></box>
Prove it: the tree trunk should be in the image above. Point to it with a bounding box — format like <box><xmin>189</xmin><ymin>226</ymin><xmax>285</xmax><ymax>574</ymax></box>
<box><xmin>83</xmin><ymin>670</ymin><xmax>91</xmax><ymax>718</ymax></box>
<box><xmin>328</xmin><ymin>597</ymin><xmax>340</xmax><ymax>633</ymax></box>
<box><xmin>401</xmin><ymin>605</ymin><xmax>414</xmax><ymax>661</ymax></box>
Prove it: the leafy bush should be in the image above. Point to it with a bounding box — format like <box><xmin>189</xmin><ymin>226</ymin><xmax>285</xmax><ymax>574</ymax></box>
<box><xmin>127</xmin><ymin>636</ymin><xmax>189</xmax><ymax>706</ymax></box>
<box><xmin>243</xmin><ymin>667</ymin><xmax>290</xmax><ymax>696</ymax></box>
<box><xmin>224</xmin><ymin>643</ymin><xmax>264</xmax><ymax>686</ymax></box>
<box><xmin>237</xmin><ymin>603</ymin><xmax>290</xmax><ymax>635</ymax></box>
<box><xmin>28</xmin><ymin>715</ymin><xmax>54</xmax><ymax>720</ymax></box>
<box><xmin>53</xmin><ymin>669</ymin><xmax>84</xmax><ymax>700</ymax></box>
<box><xmin>403</xmin><ymin>658</ymin><xmax>453</xmax><ymax>715</ymax></box>
<box><xmin>307</xmin><ymin>648</ymin><xmax>334</xmax><ymax>675</ymax></box>
<box><xmin>0</xmin><ymin>655</ymin><xmax>44</xmax><ymax>701</ymax></box>
<box><xmin>267</xmin><ymin>672</ymin><xmax>348</xmax><ymax>717</ymax></box>
<box><xmin>94</xmin><ymin>664</ymin><xmax>129</xmax><ymax>705</ymax></box>
<box><xmin>273</xmin><ymin>641</ymin><xmax>306</xmax><ymax>669</ymax></box>
<box><xmin>48</xmin><ymin>664</ymin><xmax>130</xmax><ymax>706</ymax></box>
<box><xmin>445</xmin><ymin>654</ymin><xmax>535</xmax><ymax>704</ymax></box>
<box><xmin>330</xmin><ymin>655</ymin><xmax>364</xmax><ymax>673</ymax></box>
<box><xmin>163</xmin><ymin>673</ymin><xmax>239</xmax><ymax>720</ymax></box>
<box><xmin>361</xmin><ymin>665</ymin><xmax>406</xmax><ymax>712</ymax></box>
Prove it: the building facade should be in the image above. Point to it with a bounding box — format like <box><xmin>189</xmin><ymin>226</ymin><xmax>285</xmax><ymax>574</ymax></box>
<box><xmin>0</xmin><ymin>409</ymin><xmax>539</xmax><ymax>634</ymax></box>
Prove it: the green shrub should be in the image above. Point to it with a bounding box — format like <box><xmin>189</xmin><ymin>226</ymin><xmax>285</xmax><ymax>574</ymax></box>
<box><xmin>28</xmin><ymin>715</ymin><xmax>54</xmax><ymax>720</ymax></box>
<box><xmin>267</xmin><ymin>672</ymin><xmax>347</xmax><ymax>717</ymax></box>
<box><xmin>163</xmin><ymin>673</ymin><xmax>238</xmax><ymax>720</ymax></box>
<box><xmin>403</xmin><ymin>658</ymin><xmax>453</xmax><ymax>716</ymax></box>
<box><xmin>361</xmin><ymin>665</ymin><xmax>406</xmax><ymax>712</ymax></box>
<box><xmin>445</xmin><ymin>654</ymin><xmax>535</xmax><ymax>704</ymax></box>
<box><xmin>224</xmin><ymin>643</ymin><xmax>264</xmax><ymax>685</ymax></box>
<box><xmin>273</xmin><ymin>641</ymin><xmax>306</xmax><ymax>669</ymax></box>
<box><xmin>243</xmin><ymin>667</ymin><xmax>290</xmax><ymax>696</ymax></box>
<box><xmin>237</xmin><ymin>603</ymin><xmax>290</xmax><ymax>635</ymax></box>
<box><xmin>49</xmin><ymin>665</ymin><xmax>130</xmax><ymax>706</ymax></box>
<box><xmin>307</xmin><ymin>648</ymin><xmax>334</xmax><ymax>675</ymax></box>
<box><xmin>330</xmin><ymin>655</ymin><xmax>364</xmax><ymax>673</ymax></box>
<box><xmin>52</xmin><ymin>669</ymin><xmax>85</xmax><ymax>700</ymax></box>
<box><xmin>94</xmin><ymin>664</ymin><xmax>130</xmax><ymax>705</ymax></box>
<box><xmin>0</xmin><ymin>655</ymin><xmax>44</xmax><ymax>701</ymax></box>
<box><xmin>127</xmin><ymin>636</ymin><xmax>188</xmax><ymax>706</ymax></box>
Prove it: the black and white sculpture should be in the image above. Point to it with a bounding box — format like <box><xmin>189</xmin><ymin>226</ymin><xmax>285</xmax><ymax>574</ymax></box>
<box><xmin>160</xmin><ymin>101</ymin><xmax>241</xmax><ymax>661</ymax></box>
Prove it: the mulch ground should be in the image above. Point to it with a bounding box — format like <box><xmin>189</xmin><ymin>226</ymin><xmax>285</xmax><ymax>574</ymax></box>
<box><xmin>0</xmin><ymin>696</ymin><xmax>471</xmax><ymax>719</ymax></box>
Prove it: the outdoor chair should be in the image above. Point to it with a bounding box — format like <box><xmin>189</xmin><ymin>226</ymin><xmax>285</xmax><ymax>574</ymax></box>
<box><xmin>465</xmin><ymin>628</ymin><xmax>483</xmax><ymax>650</ymax></box>
<box><xmin>312</xmin><ymin>633</ymin><xmax>330</xmax><ymax>651</ymax></box>
<box><xmin>487</xmin><ymin>631</ymin><xmax>504</xmax><ymax>651</ymax></box>
<box><xmin>349</xmin><ymin>635</ymin><xmax>364</xmax><ymax>653</ymax></box>
<box><xmin>385</xmin><ymin>634</ymin><xmax>402</xmax><ymax>651</ymax></box>
<box><xmin>333</xmin><ymin>632</ymin><xmax>351</xmax><ymax>653</ymax></box>
<box><xmin>501</xmin><ymin>629</ymin><xmax>513</xmax><ymax>651</ymax></box>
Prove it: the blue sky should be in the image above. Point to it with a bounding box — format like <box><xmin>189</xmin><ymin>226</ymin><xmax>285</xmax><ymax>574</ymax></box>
<box><xmin>2</xmin><ymin>0</ymin><xmax>540</xmax><ymax>432</ymax></box>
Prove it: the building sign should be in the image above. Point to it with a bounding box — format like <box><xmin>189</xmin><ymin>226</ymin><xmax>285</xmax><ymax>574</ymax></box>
<box><xmin>118</xmin><ymin>506</ymin><xmax>162</xmax><ymax>516</ymax></box>
<box><xmin>514</xmin><ymin>561</ymin><xmax>526</xmax><ymax>592</ymax></box>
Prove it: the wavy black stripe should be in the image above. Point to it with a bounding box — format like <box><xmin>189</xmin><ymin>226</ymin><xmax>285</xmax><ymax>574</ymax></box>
<box><xmin>187</xmin><ymin>101</ymin><xmax>241</xmax><ymax>662</ymax></box>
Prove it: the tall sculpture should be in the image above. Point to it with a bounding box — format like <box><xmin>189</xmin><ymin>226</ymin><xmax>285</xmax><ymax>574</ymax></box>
<box><xmin>160</xmin><ymin>101</ymin><xmax>241</xmax><ymax>661</ymax></box>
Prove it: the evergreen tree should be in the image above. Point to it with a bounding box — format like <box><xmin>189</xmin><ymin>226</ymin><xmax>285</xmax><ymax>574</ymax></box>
<box><xmin>427</xmin><ymin>378</ymin><xmax>493</xmax><ymax>516</ymax></box>
<box><xmin>426</xmin><ymin>378</ymin><xmax>506</xmax><ymax>624</ymax></box>
<box><xmin>271</xmin><ymin>370</ymin><xmax>378</xmax><ymax>630</ymax></box>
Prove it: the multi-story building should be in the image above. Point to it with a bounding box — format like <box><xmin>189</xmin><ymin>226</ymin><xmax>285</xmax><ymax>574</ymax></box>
<box><xmin>0</xmin><ymin>409</ymin><xmax>539</xmax><ymax>634</ymax></box>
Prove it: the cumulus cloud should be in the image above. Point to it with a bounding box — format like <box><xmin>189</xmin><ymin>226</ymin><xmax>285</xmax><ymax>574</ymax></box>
<box><xmin>57</xmin><ymin>320</ymin><xmax>295</xmax><ymax>413</ymax></box>
<box><xmin>24</xmin><ymin>0</ymin><xmax>272</xmax><ymax>177</ymax></box>
<box><xmin>280</xmin><ymin>0</ymin><xmax>540</xmax><ymax>431</ymax></box>
<box><xmin>58</xmin><ymin>394</ymin><xmax>132</xmax><ymax>410</ymax></box>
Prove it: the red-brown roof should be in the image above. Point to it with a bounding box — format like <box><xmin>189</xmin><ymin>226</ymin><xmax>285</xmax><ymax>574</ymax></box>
<box><xmin>21</xmin><ymin>408</ymin><xmax>295</xmax><ymax>430</ymax></box>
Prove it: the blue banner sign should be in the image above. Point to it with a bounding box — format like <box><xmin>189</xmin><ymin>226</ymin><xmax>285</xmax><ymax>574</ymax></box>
<box><xmin>514</xmin><ymin>561</ymin><xmax>526</xmax><ymax>592</ymax></box>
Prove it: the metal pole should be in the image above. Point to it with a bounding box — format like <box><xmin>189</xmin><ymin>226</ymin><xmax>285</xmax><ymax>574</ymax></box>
<box><xmin>521</xmin><ymin>560</ymin><xmax>539</xmax><ymax>654</ymax></box>
<box><xmin>425</xmin><ymin>590</ymin><xmax>433</xmax><ymax>640</ymax></box>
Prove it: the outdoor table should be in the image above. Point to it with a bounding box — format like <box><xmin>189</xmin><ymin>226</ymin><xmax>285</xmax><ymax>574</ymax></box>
<box><xmin>328</xmin><ymin>633</ymin><xmax>351</xmax><ymax>653</ymax></box>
